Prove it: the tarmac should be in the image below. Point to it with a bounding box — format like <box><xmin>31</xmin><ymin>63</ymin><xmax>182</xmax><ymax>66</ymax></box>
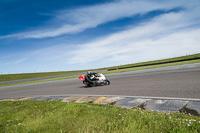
<box><xmin>1</xmin><ymin>95</ymin><xmax>200</xmax><ymax>117</ymax></box>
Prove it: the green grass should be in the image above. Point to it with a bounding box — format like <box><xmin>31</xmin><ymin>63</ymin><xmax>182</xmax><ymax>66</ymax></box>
<box><xmin>0</xmin><ymin>101</ymin><xmax>200</xmax><ymax>133</ymax></box>
<box><xmin>0</xmin><ymin>75</ymin><xmax>79</xmax><ymax>87</ymax></box>
<box><xmin>102</xmin><ymin>59</ymin><xmax>200</xmax><ymax>74</ymax></box>
<box><xmin>107</xmin><ymin>53</ymin><xmax>200</xmax><ymax>70</ymax></box>
<box><xmin>0</xmin><ymin>70</ymin><xmax>88</xmax><ymax>82</ymax></box>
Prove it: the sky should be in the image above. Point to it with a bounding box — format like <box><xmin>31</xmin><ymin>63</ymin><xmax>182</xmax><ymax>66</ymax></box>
<box><xmin>0</xmin><ymin>0</ymin><xmax>200</xmax><ymax>74</ymax></box>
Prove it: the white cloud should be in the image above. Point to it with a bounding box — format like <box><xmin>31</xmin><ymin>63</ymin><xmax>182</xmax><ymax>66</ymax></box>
<box><xmin>22</xmin><ymin>3</ymin><xmax>199</xmax><ymax>67</ymax></box>
<box><xmin>0</xmin><ymin>57</ymin><xmax>28</xmax><ymax>66</ymax></box>
<box><xmin>67</xmin><ymin>6</ymin><xmax>200</xmax><ymax>66</ymax></box>
<box><xmin>14</xmin><ymin>58</ymin><xmax>28</xmax><ymax>64</ymax></box>
<box><xmin>1</xmin><ymin>0</ymin><xmax>197</xmax><ymax>39</ymax></box>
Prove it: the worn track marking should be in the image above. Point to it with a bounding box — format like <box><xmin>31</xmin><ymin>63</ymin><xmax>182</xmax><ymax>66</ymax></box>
<box><xmin>17</xmin><ymin>97</ymin><xmax>32</xmax><ymax>101</ymax></box>
<box><xmin>75</xmin><ymin>96</ymin><xmax>89</xmax><ymax>103</ymax></box>
<box><xmin>1</xmin><ymin>98</ymin><xmax>15</xmax><ymax>101</ymax></box>
<box><xmin>62</xmin><ymin>96</ymin><xmax>83</xmax><ymax>102</ymax></box>
<box><xmin>93</xmin><ymin>97</ymin><xmax>109</xmax><ymax>104</ymax></box>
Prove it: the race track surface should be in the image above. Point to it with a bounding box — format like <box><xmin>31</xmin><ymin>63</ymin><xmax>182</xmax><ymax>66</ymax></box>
<box><xmin>0</xmin><ymin>63</ymin><xmax>200</xmax><ymax>99</ymax></box>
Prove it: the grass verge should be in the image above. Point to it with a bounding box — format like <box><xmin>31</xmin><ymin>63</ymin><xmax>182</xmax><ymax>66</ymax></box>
<box><xmin>0</xmin><ymin>75</ymin><xmax>78</xmax><ymax>87</ymax></box>
<box><xmin>102</xmin><ymin>58</ymin><xmax>200</xmax><ymax>74</ymax></box>
<box><xmin>0</xmin><ymin>70</ymin><xmax>89</xmax><ymax>82</ymax></box>
<box><xmin>0</xmin><ymin>101</ymin><xmax>200</xmax><ymax>133</ymax></box>
<box><xmin>107</xmin><ymin>53</ymin><xmax>200</xmax><ymax>70</ymax></box>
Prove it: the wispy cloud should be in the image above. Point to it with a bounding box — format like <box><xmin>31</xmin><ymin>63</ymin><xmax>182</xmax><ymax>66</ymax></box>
<box><xmin>0</xmin><ymin>57</ymin><xmax>28</xmax><ymax>67</ymax></box>
<box><xmin>0</xmin><ymin>0</ymin><xmax>195</xmax><ymax>39</ymax></box>
<box><xmin>16</xmin><ymin>1</ymin><xmax>199</xmax><ymax>67</ymax></box>
<box><xmin>14</xmin><ymin>58</ymin><xmax>28</xmax><ymax>64</ymax></box>
<box><xmin>67</xmin><ymin>5</ymin><xmax>200</xmax><ymax>65</ymax></box>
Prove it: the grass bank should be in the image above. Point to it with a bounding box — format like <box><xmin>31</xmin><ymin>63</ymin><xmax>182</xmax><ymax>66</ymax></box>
<box><xmin>0</xmin><ymin>70</ymin><xmax>88</xmax><ymax>82</ymax></box>
<box><xmin>0</xmin><ymin>75</ymin><xmax>78</xmax><ymax>87</ymax></box>
<box><xmin>0</xmin><ymin>101</ymin><xmax>200</xmax><ymax>133</ymax></box>
<box><xmin>102</xmin><ymin>58</ymin><xmax>200</xmax><ymax>74</ymax></box>
<box><xmin>107</xmin><ymin>53</ymin><xmax>200</xmax><ymax>70</ymax></box>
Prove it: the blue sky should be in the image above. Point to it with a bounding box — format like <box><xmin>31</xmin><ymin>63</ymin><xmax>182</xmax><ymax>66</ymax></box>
<box><xmin>0</xmin><ymin>0</ymin><xmax>200</xmax><ymax>74</ymax></box>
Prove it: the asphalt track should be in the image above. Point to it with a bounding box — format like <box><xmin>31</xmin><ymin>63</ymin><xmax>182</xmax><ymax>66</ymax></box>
<box><xmin>0</xmin><ymin>63</ymin><xmax>200</xmax><ymax>99</ymax></box>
